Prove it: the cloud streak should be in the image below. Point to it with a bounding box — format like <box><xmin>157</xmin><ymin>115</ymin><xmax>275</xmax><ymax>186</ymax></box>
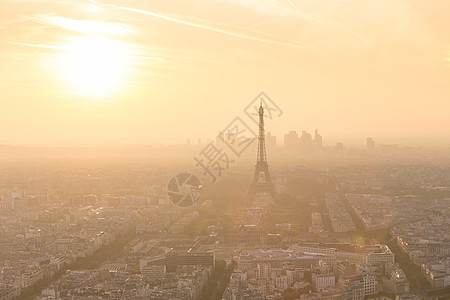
<box><xmin>118</xmin><ymin>6</ymin><xmax>311</xmax><ymax>50</ymax></box>
<box><xmin>7</xmin><ymin>40</ymin><xmax>165</xmax><ymax>67</ymax></box>
<box><xmin>285</xmin><ymin>0</ymin><xmax>298</xmax><ymax>10</ymax></box>
<box><xmin>36</xmin><ymin>15</ymin><xmax>135</xmax><ymax>36</ymax></box>
<box><xmin>6</xmin><ymin>41</ymin><xmax>65</xmax><ymax>50</ymax></box>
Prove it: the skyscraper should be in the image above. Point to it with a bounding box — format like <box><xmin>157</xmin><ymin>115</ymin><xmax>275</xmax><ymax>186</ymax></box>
<box><xmin>300</xmin><ymin>130</ymin><xmax>313</xmax><ymax>153</ymax></box>
<box><xmin>314</xmin><ymin>129</ymin><xmax>323</xmax><ymax>148</ymax></box>
<box><xmin>284</xmin><ymin>131</ymin><xmax>299</xmax><ymax>150</ymax></box>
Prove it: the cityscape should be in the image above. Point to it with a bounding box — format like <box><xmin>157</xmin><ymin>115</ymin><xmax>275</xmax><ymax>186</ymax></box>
<box><xmin>1</xmin><ymin>0</ymin><xmax>450</xmax><ymax>300</ymax></box>
<box><xmin>1</xmin><ymin>118</ymin><xmax>450</xmax><ymax>299</ymax></box>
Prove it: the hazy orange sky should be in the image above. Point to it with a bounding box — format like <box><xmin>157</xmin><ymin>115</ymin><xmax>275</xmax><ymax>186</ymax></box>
<box><xmin>1</xmin><ymin>0</ymin><xmax>449</xmax><ymax>146</ymax></box>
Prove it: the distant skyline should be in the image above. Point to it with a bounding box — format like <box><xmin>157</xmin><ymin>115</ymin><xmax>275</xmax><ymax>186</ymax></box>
<box><xmin>4</xmin><ymin>135</ymin><xmax>450</xmax><ymax>149</ymax></box>
<box><xmin>1</xmin><ymin>0</ymin><xmax>450</xmax><ymax>146</ymax></box>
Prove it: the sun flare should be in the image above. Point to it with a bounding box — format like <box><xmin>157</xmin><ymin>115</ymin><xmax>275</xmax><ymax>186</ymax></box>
<box><xmin>58</xmin><ymin>36</ymin><xmax>130</xmax><ymax>97</ymax></box>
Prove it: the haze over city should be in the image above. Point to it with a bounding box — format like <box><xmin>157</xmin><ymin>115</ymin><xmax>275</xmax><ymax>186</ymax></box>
<box><xmin>1</xmin><ymin>1</ymin><xmax>450</xmax><ymax>300</ymax></box>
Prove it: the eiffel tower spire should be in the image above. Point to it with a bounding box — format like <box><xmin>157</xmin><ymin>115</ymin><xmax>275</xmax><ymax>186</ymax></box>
<box><xmin>256</xmin><ymin>98</ymin><xmax>267</xmax><ymax>164</ymax></box>
<box><xmin>249</xmin><ymin>99</ymin><xmax>275</xmax><ymax>197</ymax></box>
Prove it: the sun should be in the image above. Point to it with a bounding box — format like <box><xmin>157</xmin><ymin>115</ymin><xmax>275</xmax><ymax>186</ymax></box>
<box><xmin>59</xmin><ymin>36</ymin><xmax>130</xmax><ymax>97</ymax></box>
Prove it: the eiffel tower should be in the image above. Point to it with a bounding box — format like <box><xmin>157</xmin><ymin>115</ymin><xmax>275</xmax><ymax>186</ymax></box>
<box><xmin>249</xmin><ymin>99</ymin><xmax>276</xmax><ymax>198</ymax></box>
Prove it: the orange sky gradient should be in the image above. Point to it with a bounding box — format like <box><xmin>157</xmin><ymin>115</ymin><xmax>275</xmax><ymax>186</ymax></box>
<box><xmin>0</xmin><ymin>0</ymin><xmax>449</xmax><ymax>146</ymax></box>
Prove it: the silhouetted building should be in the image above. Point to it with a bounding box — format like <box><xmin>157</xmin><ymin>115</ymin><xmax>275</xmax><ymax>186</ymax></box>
<box><xmin>314</xmin><ymin>129</ymin><xmax>323</xmax><ymax>148</ymax></box>
<box><xmin>300</xmin><ymin>130</ymin><xmax>313</xmax><ymax>153</ymax></box>
<box><xmin>284</xmin><ymin>131</ymin><xmax>299</xmax><ymax>149</ymax></box>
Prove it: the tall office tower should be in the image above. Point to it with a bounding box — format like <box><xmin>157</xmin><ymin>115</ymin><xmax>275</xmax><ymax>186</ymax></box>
<box><xmin>314</xmin><ymin>129</ymin><xmax>323</xmax><ymax>148</ymax></box>
<box><xmin>249</xmin><ymin>100</ymin><xmax>276</xmax><ymax>198</ymax></box>
<box><xmin>300</xmin><ymin>130</ymin><xmax>313</xmax><ymax>151</ymax></box>
<box><xmin>284</xmin><ymin>131</ymin><xmax>299</xmax><ymax>149</ymax></box>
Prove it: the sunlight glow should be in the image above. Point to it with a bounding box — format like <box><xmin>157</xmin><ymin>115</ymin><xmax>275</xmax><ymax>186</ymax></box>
<box><xmin>58</xmin><ymin>36</ymin><xmax>130</xmax><ymax>97</ymax></box>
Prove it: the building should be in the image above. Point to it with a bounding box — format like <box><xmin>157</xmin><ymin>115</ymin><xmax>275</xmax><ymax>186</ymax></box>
<box><xmin>219</xmin><ymin>229</ymin><xmax>268</xmax><ymax>246</ymax></box>
<box><xmin>312</xmin><ymin>273</ymin><xmax>335</xmax><ymax>291</ymax></box>
<box><xmin>383</xmin><ymin>269</ymin><xmax>410</xmax><ymax>294</ymax></box>
<box><xmin>291</xmin><ymin>244</ymin><xmax>336</xmax><ymax>256</ymax></box>
<box><xmin>314</xmin><ymin>129</ymin><xmax>323</xmax><ymax>148</ymax></box>
<box><xmin>238</xmin><ymin>249</ymin><xmax>320</xmax><ymax>271</ymax></box>
<box><xmin>0</xmin><ymin>284</ymin><xmax>20</xmax><ymax>300</ymax></box>
<box><xmin>20</xmin><ymin>269</ymin><xmax>43</xmax><ymax>288</ymax></box>
<box><xmin>284</xmin><ymin>131</ymin><xmax>299</xmax><ymax>149</ymax></box>
<box><xmin>275</xmin><ymin>270</ymin><xmax>295</xmax><ymax>291</ymax></box>
<box><xmin>146</xmin><ymin>251</ymin><xmax>215</xmax><ymax>272</ymax></box>
<box><xmin>256</xmin><ymin>263</ymin><xmax>270</xmax><ymax>279</ymax></box>
<box><xmin>362</xmin><ymin>274</ymin><xmax>376</xmax><ymax>296</ymax></box>
<box><xmin>299</xmin><ymin>130</ymin><xmax>313</xmax><ymax>152</ymax></box>
<box><xmin>141</xmin><ymin>265</ymin><xmax>166</xmax><ymax>278</ymax></box>
<box><xmin>366</xmin><ymin>245</ymin><xmax>394</xmax><ymax>265</ymax></box>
